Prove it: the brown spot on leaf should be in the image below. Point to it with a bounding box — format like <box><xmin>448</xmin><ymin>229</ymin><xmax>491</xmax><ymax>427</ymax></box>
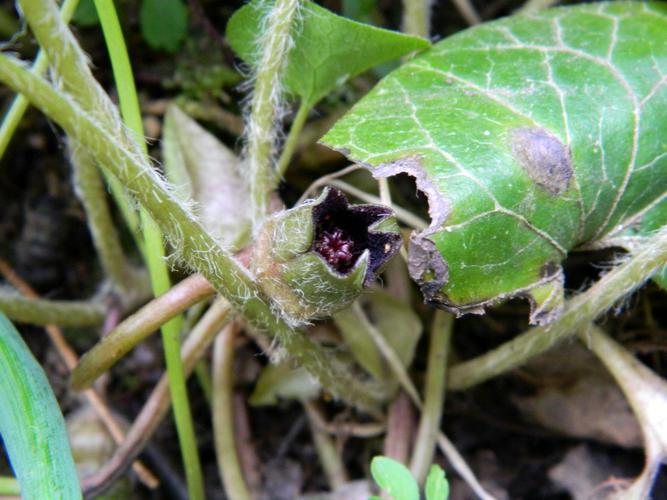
<box><xmin>512</xmin><ymin>127</ymin><xmax>573</xmax><ymax>195</ymax></box>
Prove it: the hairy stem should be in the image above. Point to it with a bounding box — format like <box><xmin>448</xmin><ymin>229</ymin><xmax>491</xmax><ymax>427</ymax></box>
<box><xmin>410</xmin><ymin>311</ymin><xmax>452</xmax><ymax>484</ymax></box>
<box><xmin>0</xmin><ymin>286</ymin><xmax>105</xmax><ymax>327</ymax></box>
<box><xmin>0</xmin><ymin>55</ymin><xmax>382</xmax><ymax>413</ymax></box>
<box><xmin>0</xmin><ymin>0</ymin><xmax>79</xmax><ymax>159</ymax></box>
<box><xmin>212</xmin><ymin>323</ymin><xmax>251</xmax><ymax>500</ymax></box>
<box><xmin>245</xmin><ymin>0</ymin><xmax>302</xmax><ymax>226</ymax></box>
<box><xmin>448</xmin><ymin>225</ymin><xmax>667</xmax><ymax>390</ymax></box>
<box><xmin>17</xmin><ymin>0</ymin><xmax>143</xmax><ymax>251</ymax></box>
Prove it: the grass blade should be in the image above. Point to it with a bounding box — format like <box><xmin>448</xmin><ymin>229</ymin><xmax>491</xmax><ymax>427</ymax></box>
<box><xmin>0</xmin><ymin>312</ymin><xmax>81</xmax><ymax>499</ymax></box>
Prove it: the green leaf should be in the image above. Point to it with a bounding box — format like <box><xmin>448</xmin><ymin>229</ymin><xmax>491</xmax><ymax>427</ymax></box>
<box><xmin>370</xmin><ymin>456</ymin><xmax>419</xmax><ymax>500</ymax></box>
<box><xmin>322</xmin><ymin>2</ymin><xmax>667</xmax><ymax>324</ymax></box>
<box><xmin>0</xmin><ymin>312</ymin><xmax>81</xmax><ymax>499</ymax></box>
<box><xmin>73</xmin><ymin>0</ymin><xmax>99</xmax><ymax>27</ymax></box>
<box><xmin>249</xmin><ymin>361</ymin><xmax>320</xmax><ymax>406</ymax></box>
<box><xmin>226</xmin><ymin>0</ymin><xmax>430</xmax><ymax>107</ymax></box>
<box><xmin>163</xmin><ymin>105</ymin><xmax>251</xmax><ymax>248</ymax></box>
<box><xmin>140</xmin><ymin>0</ymin><xmax>188</xmax><ymax>53</ymax></box>
<box><xmin>424</xmin><ymin>464</ymin><xmax>449</xmax><ymax>500</ymax></box>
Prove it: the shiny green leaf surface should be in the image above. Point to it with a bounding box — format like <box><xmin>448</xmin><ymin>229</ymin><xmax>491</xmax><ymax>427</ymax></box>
<box><xmin>226</xmin><ymin>0</ymin><xmax>429</xmax><ymax>107</ymax></box>
<box><xmin>323</xmin><ymin>2</ymin><xmax>667</xmax><ymax>323</ymax></box>
<box><xmin>0</xmin><ymin>312</ymin><xmax>81</xmax><ymax>499</ymax></box>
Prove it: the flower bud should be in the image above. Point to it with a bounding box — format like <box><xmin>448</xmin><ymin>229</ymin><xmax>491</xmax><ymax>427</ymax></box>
<box><xmin>252</xmin><ymin>187</ymin><xmax>403</xmax><ymax>324</ymax></box>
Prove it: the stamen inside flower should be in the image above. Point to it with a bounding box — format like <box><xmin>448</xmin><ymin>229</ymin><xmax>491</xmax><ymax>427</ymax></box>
<box><xmin>310</xmin><ymin>188</ymin><xmax>402</xmax><ymax>280</ymax></box>
<box><xmin>315</xmin><ymin>228</ymin><xmax>355</xmax><ymax>269</ymax></box>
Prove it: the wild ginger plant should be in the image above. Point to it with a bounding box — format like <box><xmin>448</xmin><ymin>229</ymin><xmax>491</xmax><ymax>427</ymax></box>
<box><xmin>0</xmin><ymin>0</ymin><xmax>666</xmax><ymax>498</ymax></box>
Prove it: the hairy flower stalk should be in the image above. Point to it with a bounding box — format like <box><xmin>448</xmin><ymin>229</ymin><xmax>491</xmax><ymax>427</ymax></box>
<box><xmin>0</xmin><ymin>55</ymin><xmax>390</xmax><ymax>412</ymax></box>
<box><xmin>244</xmin><ymin>0</ymin><xmax>302</xmax><ymax>227</ymax></box>
<box><xmin>252</xmin><ymin>187</ymin><xmax>403</xmax><ymax>325</ymax></box>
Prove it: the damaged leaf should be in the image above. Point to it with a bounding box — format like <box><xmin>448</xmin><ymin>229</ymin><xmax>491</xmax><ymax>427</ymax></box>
<box><xmin>322</xmin><ymin>2</ymin><xmax>667</xmax><ymax>324</ymax></box>
<box><xmin>226</xmin><ymin>0</ymin><xmax>430</xmax><ymax>107</ymax></box>
<box><xmin>163</xmin><ymin>105</ymin><xmax>251</xmax><ymax>249</ymax></box>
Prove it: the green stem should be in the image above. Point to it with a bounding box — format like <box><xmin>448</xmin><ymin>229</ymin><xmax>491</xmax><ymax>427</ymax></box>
<box><xmin>70</xmin><ymin>141</ymin><xmax>135</xmax><ymax>294</ymax></box>
<box><xmin>92</xmin><ymin>1</ymin><xmax>204</xmax><ymax>496</ymax></box>
<box><xmin>16</xmin><ymin>0</ymin><xmax>142</xmax><ymax>253</ymax></box>
<box><xmin>0</xmin><ymin>287</ymin><xmax>105</xmax><ymax>326</ymax></box>
<box><xmin>0</xmin><ymin>0</ymin><xmax>79</xmax><ymax>160</ymax></box>
<box><xmin>275</xmin><ymin>101</ymin><xmax>311</xmax><ymax>180</ymax></box>
<box><xmin>0</xmin><ymin>477</ymin><xmax>20</xmax><ymax>496</ymax></box>
<box><xmin>448</xmin><ymin>225</ymin><xmax>667</xmax><ymax>391</ymax></box>
<box><xmin>212</xmin><ymin>324</ymin><xmax>251</xmax><ymax>500</ymax></box>
<box><xmin>0</xmin><ymin>55</ymin><xmax>383</xmax><ymax>414</ymax></box>
<box><xmin>72</xmin><ymin>275</ymin><xmax>214</xmax><ymax>389</ymax></box>
<box><xmin>410</xmin><ymin>311</ymin><xmax>452</xmax><ymax>484</ymax></box>
<box><xmin>401</xmin><ymin>0</ymin><xmax>432</xmax><ymax>38</ymax></box>
<box><xmin>245</xmin><ymin>0</ymin><xmax>302</xmax><ymax>226</ymax></box>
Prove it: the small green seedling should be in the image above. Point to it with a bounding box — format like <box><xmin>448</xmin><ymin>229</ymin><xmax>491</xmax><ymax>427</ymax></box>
<box><xmin>369</xmin><ymin>456</ymin><xmax>449</xmax><ymax>500</ymax></box>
